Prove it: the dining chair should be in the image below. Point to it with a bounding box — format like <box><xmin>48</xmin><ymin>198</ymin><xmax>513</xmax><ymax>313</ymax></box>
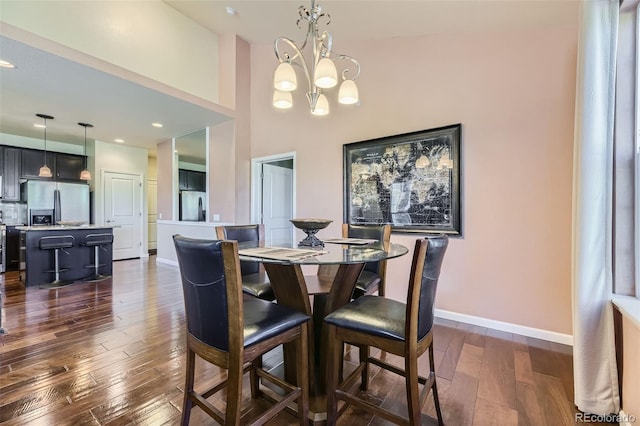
<box><xmin>215</xmin><ymin>224</ymin><xmax>275</xmax><ymax>301</ymax></box>
<box><xmin>344</xmin><ymin>224</ymin><xmax>392</xmax><ymax>298</ymax></box>
<box><xmin>311</xmin><ymin>224</ymin><xmax>391</xmax><ymax>299</ymax></box>
<box><xmin>173</xmin><ymin>235</ymin><xmax>310</xmax><ymax>425</ymax></box>
<box><xmin>324</xmin><ymin>236</ymin><xmax>449</xmax><ymax>426</ymax></box>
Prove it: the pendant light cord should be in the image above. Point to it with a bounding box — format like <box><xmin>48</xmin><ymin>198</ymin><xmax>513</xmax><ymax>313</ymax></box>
<box><xmin>43</xmin><ymin>117</ymin><xmax>47</xmax><ymax>162</ymax></box>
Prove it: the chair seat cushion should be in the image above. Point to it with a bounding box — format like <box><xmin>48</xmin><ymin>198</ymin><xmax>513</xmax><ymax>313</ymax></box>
<box><xmin>241</xmin><ymin>273</ymin><xmax>275</xmax><ymax>301</ymax></box>
<box><xmin>324</xmin><ymin>295</ymin><xmax>407</xmax><ymax>342</ymax></box>
<box><xmin>243</xmin><ymin>299</ymin><xmax>309</xmax><ymax>347</ymax></box>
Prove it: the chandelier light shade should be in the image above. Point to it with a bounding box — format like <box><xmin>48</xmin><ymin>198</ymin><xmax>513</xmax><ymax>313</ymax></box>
<box><xmin>36</xmin><ymin>113</ymin><xmax>54</xmax><ymax>178</ymax></box>
<box><xmin>311</xmin><ymin>93</ymin><xmax>329</xmax><ymax>116</ymax></box>
<box><xmin>314</xmin><ymin>57</ymin><xmax>338</xmax><ymax>88</ymax></box>
<box><xmin>78</xmin><ymin>122</ymin><xmax>93</xmax><ymax>181</ymax></box>
<box><xmin>273</xmin><ymin>90</ymin><xmax>293</xmax><ymax>109</ymax></box>
<box><xmin>274</xmin><ymin>62</ymin><xmax>297</xmax><ymax>91</ymax></box>
<box><xmin>273</xmin><ymin>0</ymin><xmax>360</xmax><ymax>115</ymax></box>
<box><xmin>338</xmin><ymin>79</ymin><xmax>359</xmax><ymax>104</ymax></box>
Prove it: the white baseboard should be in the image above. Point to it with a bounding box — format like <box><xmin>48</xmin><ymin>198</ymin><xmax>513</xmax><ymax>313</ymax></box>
<box><xmin>155</xmin><ymin>257</ymin><xmax>178</xmax><ymax>267</ymax></box>
<box><xmin>435</xmin><ymin>308</ymin><xmax>573</xmax><ymax>346</ymax></box>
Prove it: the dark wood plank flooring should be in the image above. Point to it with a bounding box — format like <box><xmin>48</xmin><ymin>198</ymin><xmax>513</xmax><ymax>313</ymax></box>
<box><xmin>0</xmin><ymin>258</ymin><xmax>612</xmax><ymax>425</ymax></box>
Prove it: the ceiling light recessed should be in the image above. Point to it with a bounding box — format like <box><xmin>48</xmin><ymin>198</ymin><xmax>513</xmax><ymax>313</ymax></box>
<box><xmin>0</xmin><ymin>60</ymin><xmax>16</xmax><ymax>68</ymax></box>
<box><xmin>33</xmin><ymin>123</ymin><xmax>46</xmax><ymax>128</ymax></box>
<box><xmin>114</xmin><ymin>138</ymin><xmax>125</xmax><ymax>143</ymax></box>
<box><xmin>225</xmin><ymin>6</ymin><xmax>237</xmax><ymax>15</ymax></box>
<box><xmin>152</xmin><ymin>122</ymin><xmax>163</xmax><ymax>128</ymax></box>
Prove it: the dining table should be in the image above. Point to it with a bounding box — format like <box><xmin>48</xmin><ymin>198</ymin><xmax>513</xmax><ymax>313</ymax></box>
<box><xmin>238</xmin><ymin>239</ymin><xmax>409</xmax><ymax>422</ymax></box>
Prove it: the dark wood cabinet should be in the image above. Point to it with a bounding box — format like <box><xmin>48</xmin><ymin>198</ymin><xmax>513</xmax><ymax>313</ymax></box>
<box><xmin>187</xmin><ymin>170</ymin><xmax>205</xmax><ymax>191</ymax></box>
<box><xmin>178</xmin><ymin>169</ymin><xmax>206</xmax><ymax>192</ymax></box>
<box><xmin>21</xmin><ymin>148</ymin><xmax>55</xmax><ymax>180</ymax></box>
<box><xmin>6</xmin><ymin>225</ymin><xmax>21</xmax><ymax>271</ymax></box>
<box><xmin>55</xmin><ymin>153</ymin><xmax>85</xmax><ymax>180</ymax></box>
<box><xmin>2</xmin><ymin>146</ymin><xmax>22</xmax><ymax>201</ymax></box>
<box><xmin>1</xmin><ymin>145</ymin><xmax>87</xmax><ymax>201</ymax></box>
<box><xmin>20</xmin><ymin>148</ymin><xmax>86</xmax><ymax>182</ymax></box>
<box><xmin>178</xmin><ymin>169</ymin><xmax>188</xmax><ymax>190</ymax></box>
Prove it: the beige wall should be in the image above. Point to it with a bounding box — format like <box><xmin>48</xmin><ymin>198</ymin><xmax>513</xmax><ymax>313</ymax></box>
<box><xmin>0</xmin><ymin>0</ymin><xmax>219</xmax><ymax>103</ymax></box>
<box><xmin>156</xmin><ymin>140</ymin><xmax>173</xmax><ymax>221</ymax></box>
<box><xmin>250</xmin><ymin>27</ymin><xmax>578</xmax><ymax>336</ymax></box>
<box><xmin>233</xmin><ymin>36</ymin><xmax>252</xmax><ymax>225</ymax></box>
<box><xmin>209</xmin><ymin>121</ymin><xmax>236</xmax><ymax>223</ymax></box>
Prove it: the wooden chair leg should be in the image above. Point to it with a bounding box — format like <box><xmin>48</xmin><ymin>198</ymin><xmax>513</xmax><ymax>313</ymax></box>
<box><xmin>338</xmin><ymin>342</ymin><xmax>345</xmax><ymax>382</ymax></box>
<box><xmin>430</xmin><ymin>343</ymin><xmax>444</xmax><ymax>426</ymax></box>
<box><xmin>326</xmin><ymin>324</ymin><xmax>340</xmax><ymax>426</ymax></box>
<box><xmin>405</xmin><ymin>351</ymin><xmax>421</xmax><ymax>426</ymax></box>
<box><xmin>359</xmin><ymin>344</ymin><xmax>369</xmax><ymax>391</ymax></box>
<box><xmin>225</xmin><ymin>358</ymin><xmax>244</xmax><ymax>426</ymax></box>
<box><xmin>296</xmin><ymin>324</ymin><xmax>310</xmax><ymax>425</ymax></box>
<box><xmin>250</xmin><ymin>357</ymin><xmax>261</xmax><ymax>398</ymax></box>
<box><xmin>181</xmin><ymin>347</ymin><xmax>195</xmax><ymax>426</ymax></box>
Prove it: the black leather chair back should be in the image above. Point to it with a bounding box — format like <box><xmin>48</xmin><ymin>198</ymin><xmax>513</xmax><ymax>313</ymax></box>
<box><xmin>219</xmin><ymin>225</ymin><xmax>261</xmax><ymax>275</ymax></box>
<box><xmin>347</xmin><ymin>225</ymin><xmax>387</xmax><ymax>273</ymax></box>
<box><xmin>173</xmin><ymin>235</ymin><xmax>230</xmax><ymax>351</ymax></box>
<box><xmin>414</xmin><ymin>236</ymin><xmax>449</xmax><ymax>340</ymax></box>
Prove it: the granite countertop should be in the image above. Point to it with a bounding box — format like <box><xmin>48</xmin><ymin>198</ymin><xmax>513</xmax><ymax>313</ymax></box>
<box><xmin>16</xmin><ymin>225</ymin><xmax>115</xmax><ymax>231</ymax></box>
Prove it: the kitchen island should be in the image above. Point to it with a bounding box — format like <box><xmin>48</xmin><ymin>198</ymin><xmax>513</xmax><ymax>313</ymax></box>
<box><xmin>18</xmin><ymin>225</ymin><xmax>114</xmax><ymax>288</ymax></box>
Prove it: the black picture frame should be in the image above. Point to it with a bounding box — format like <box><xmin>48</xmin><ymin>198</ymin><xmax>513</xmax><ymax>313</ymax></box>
<box><xmin>343</xmin><ymin>124</ymin><xmax>462</xmax><ymax>236</ymax></box>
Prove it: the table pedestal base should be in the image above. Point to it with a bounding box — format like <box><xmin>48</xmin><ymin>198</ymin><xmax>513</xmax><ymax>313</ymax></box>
<box><xmin>262</xmin><ymin>261</ymin><xmax>365</xmax><ymax>415</ymax></box>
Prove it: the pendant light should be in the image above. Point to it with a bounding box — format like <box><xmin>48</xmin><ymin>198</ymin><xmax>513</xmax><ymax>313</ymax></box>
<box><xmin>36</xmin><ymin>113</ymin><xmax>54</xmax><ymax>178</ymax></box>
<box><xmin>78</xmin><ymin>122</ymin><xmax>93</xmax><ymax>181</ymax></box>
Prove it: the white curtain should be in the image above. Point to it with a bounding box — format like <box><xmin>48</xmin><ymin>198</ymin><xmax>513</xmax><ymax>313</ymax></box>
<box><xmin>572</xmin><ymin>0</ymin><xmax>620</xmax><ymax>415</ymax></box>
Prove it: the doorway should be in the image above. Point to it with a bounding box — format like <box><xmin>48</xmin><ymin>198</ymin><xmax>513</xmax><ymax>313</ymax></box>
<box><xmin>251</xmin><ymin>153</ymin><xmax>296</xmax><ymax>246</ymax></box>
<box><xmin>103</xmin><ymin>170</ymin><xmax>143</xmax><ymax>260</ymax></box>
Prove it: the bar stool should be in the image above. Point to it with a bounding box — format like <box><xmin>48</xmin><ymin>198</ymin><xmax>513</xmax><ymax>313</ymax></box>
<box><xmin>83</xmin><ymin>233</ymin><xmax>114</xmax><ymax>282</ymax></box>
<box><xmin>39</xmin><ymin>235</ymin><xmax>75</xmax><ymax>288</ymax></box>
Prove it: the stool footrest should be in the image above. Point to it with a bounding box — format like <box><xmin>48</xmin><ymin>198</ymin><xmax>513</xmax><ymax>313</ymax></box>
<box><xmin>85</xmin><ymin>264</ymin><xmax>107</xmax><ymax>269</ymax></box>
<box><xmin>43</xmin><ymin>268</ymin><xmax>71</xmax><ymax>274</ymax></box>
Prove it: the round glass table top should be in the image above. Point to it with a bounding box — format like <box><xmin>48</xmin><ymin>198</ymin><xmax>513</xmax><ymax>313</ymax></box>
<box><xmin>238</xmin><ymin>241</ymin><xmax>409</xmax><ymax>265</ymax></box>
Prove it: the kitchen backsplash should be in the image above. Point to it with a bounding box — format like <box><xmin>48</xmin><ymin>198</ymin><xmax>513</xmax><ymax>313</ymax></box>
<box><xmin>0</xmin><ymin>202</ymin><xmax>27</xmax><ymax>224</ymax></box>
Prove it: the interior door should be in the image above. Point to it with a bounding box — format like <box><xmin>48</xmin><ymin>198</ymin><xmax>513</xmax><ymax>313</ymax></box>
<box><xmin>104</xmin><ymin>171</ymin><xmax>143</xmax><ymax>260</ymax></box>
<box><xmin>262</xmin><ymin>163</ymin><xmax>293</xmax><ymax>245</ymax></box>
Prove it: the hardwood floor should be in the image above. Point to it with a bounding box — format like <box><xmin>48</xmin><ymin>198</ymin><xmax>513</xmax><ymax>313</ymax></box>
<box><xmin>0</xmin><ymin>258</ymin><xmax>612</xmax><ymax>425</ymax></box>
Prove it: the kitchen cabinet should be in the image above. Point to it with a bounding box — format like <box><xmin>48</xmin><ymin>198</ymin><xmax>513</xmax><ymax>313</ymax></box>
<box><xmin>6</xmin><ymin>225</ymin><xmax>21</xmax><ymax>271</ymax></box>
<box><xmin>21</xmin><ymin>149</ymin><xmax>85</xmax><ymax>182</ymax></box>
<box><xmin>20</xmin><ymin>226</ymin><xmax>113</xmax><ymax>287</ymax></box>
<box><xmin>55</xmin><ymin>153</ymin><xmax>85</xmax><ymax>180</ymax></box>
<box><xmin>179</xmin><ymin>169</ymin><xmax>205</xmax><ymax>192</ymax></box>
<box><xmin>21</xmin><ymin>148</ymin><xmax>55</xmax><ymax>180</ymax></box>
<box><xmin>2</xmin><ymin>146</ymin><xmax>21</xmax><ymax>201</ymax></box>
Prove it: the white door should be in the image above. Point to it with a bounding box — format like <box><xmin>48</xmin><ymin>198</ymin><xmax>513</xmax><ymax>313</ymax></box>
<box><xmin>262</xmin><ymin>163</ymin><xmax>293</xmax><ymax>245</ymax></box>
<box><xmin>104</xmin><ymin>171</ymin><xmax>143</xmax><ymax>260</ymax></box>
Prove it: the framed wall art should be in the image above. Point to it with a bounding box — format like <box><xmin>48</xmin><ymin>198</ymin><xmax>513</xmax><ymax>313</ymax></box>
<box><xmin>343</xmin><ymin>124</ymin><xmax>462</xmax><ymax>236</ymax></box>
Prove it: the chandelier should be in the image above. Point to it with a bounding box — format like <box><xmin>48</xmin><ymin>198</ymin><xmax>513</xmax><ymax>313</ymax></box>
<box><xmin>273</xmin><ymin>0</ymin><xmax>360</xmax><ymax>116</ymax></box>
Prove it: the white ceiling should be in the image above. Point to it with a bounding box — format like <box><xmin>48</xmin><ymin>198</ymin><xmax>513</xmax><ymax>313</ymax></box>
<box><xmin>0</xmin><ymin>1</ymin><xmax>579</xmax><ymax>155</ymax></box>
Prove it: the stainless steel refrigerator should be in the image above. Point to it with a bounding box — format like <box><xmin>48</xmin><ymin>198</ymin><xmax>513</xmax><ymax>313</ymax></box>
<box><xmin>21</xmin><ymin>181</ymin><xmax>90</xmax><ymax>225</ymax></box>
<box><xmin>180</xmin><ymin>190</ymin><xmax>206</xmax><ymax>221</ymax></box>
